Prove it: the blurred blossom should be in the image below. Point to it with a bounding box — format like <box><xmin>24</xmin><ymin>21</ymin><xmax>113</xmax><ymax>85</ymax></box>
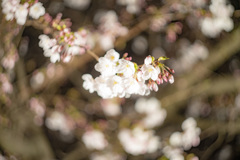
<box><xmin>90</xmin><ymin>152</ymin><xmax>124</xmax><ymax>160</ymax></box>
<box><xmin>169</xmin><ymin>117</ymin><xmax>201</xmax><ymax>150</ymax></box>
<box><xmin>100</xmin><ymin>99</ymin><xmax>122</xmax><ymax>116</ymax></box>
<box><xmin>30</xmin><ymin>71</ymin><xmax>45</xmax><ymax>89</ymax></box>
<box><xmin>163</xmin><ymin>146</ymin><xmax>184</xmax><ymax>160</ymax></box>
<box><xmin>173</xmin><ymin>40</ymin><xmax>208</xmax><ymax>73</ymax></box>
<box><xmin>150</xmin><ymin>17</ymin><xmax>167</xmax><ymax>32</ymax></box>
<box><xmin>235</xmin><ymin>94</ymin><xmax>240</xmax><ymax>110</ymax></box>
<box><xmin>0</xmin><ymin>74</ymin><xmax>13</xmax><ymax>94</ymax></box>
<box><xmin>200</xmin><ymin>0</ymin><xmax>234</xmax><ymax>38</ymax></box>
<box><xmin>94</xmin><ymin>10</ymin><xmax>128</xmax><ymax>51</ymax></box>
<box><xmin>118</xmin><ymin>127</ymin><xmax>160</xmax><ymax>155</ymax></box>
<box><xmin>29</xmin><ymin>97</ymin><xmax>46</xmax><ymax>126</ymax></box>
<box><xmin>117</xmin><ymin>0</ymin><xmax>145</xmax><ymax>14</ymax></box>
<box><xmin>187</xmin><ymin>98</ymin><xmax>211</xmax><ymax>117</ymax></box>
<box><xmin>0</xmin><ymin>154</ymin><xmax>6</xmax><ymax>160</ymax></box>
<box><xmin>1</xmin><ymin>53</ymin><xmax>18</xmax><ymax>70</ymax></box>
<box><xmin>64</xmin><ymin>0</ymin><xmax>91</xmax><ymax>10</ymax></box>
<box><xmin>82</xmin><ymin>129</ymin><xmax>108</xmax><ymax>150</ymax></box>
<box><xmin>46</xmin><ymin>111</ymin><xmax>72</xmax><ymax>135</ymax></box>
<box><xmin>2</xmin><ymin>0</ymin><xmax>45</xmax><ymax>25</ymax></box>
<box><xmin>99</xmin><ymin>34</ymin><xmax>115</xmax><ymax>51</ymax></box>
<box><xmin>135</xmin><ymin>97</ymin><xmax>166</xmax><ymax>128</ymax></box>
<box><xmin>131</xmin><ymin>36</ymin><xmax>148</xmax><ymax>55</ymax></box>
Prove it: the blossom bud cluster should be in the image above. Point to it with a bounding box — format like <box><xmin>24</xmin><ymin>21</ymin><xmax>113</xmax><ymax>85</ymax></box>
<box><xmin>2</xmin><ymin>0</ymin><xmax>45</xmax><ymax>25</ymax></box>
<box><xmin>82</xmin><ymin>49</ymin><xmax>174</xmax><ymax>99</ymax></box>
<box><xmin>39</xmin><ymin>29</ymin><xmax>89</xmax><ymax>63</ymax></box>
<box><xmin>200</xmin><ymin>0</ymin><xmax>234</xmax><ymax>38</ymax></box>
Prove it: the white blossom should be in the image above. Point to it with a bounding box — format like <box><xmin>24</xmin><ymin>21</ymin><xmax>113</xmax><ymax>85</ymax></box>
<box><xmin>117</xmin><ymin>59</ymin><xmax>135</xmax><ymax>77</ymax></box>
<box><xmin>29</xmin><ymin>2</ymin><xmax>45</xmax><ymax>19</ymax></box>
<box><xmin>163</xmin><ymin>146</ymin><xmax>184</xmax><ymax>160</ymax></box>
<box><xmin>15</xmin><ymin>4</ymin><xmax>28</xmax><ymax>25</ymax></box>
<box><xmin>44</xmin><ymin>45</ymin><xmax>61</xmax><ymax>63</ymax></box>
<box><xmin>45</xmin><ymin>111</ymin><xmax>72</xmax><ymax>135</ymax></box>
<box><xmin>2</xmin><ymin>0</ymin><xmax>20</xmax><ymax>21</ymax></box>
<box><xmin>95</xmin><ymin>76</ymin><xmax>113</xmax><ymax>99</ymax></box>
<box><xmin>118</xmin><ymin>127</ymin><xmax>160</xmax><ymax>155</ymax></box>
<box><xmin>135</xmin><ymin>97</ymin><xmax>166</xmax><ymax>128</ymax></box>
<box><xmin>123</xmin><ymin>77</ymin><xmax>140</xmax><ymax>95</ymax></box>
<box><xmin>101</xmin><ymin>99</ymin><xmax>122</xmax><ymax>116</ymax></box>
<box><xmin>95</xmin><ymin>57</ymin><xmax>117</xmax><ymax>77</ymax></box>
<box><xmin>108</xmin><ymin>75</ymin><xmax>125</xmax><ymax>97</ymax></box>
<box><xmin>200</xmin><ymin>0</ymin><xmax>234</xmax><ymax>37</ymax></box>
<box><xmin>144</xmin><ymin>55</ymin><xmax>152</xmax><ymax>65</ymax></box>
<box><xmin>168</xmin><ymin>117</ymin><xmax>201</xmax><ymax>150</ymax></box>
<box><xmin>104</xmin><ymin>49</ymin><xmax>120</xmax><ymax>62</ymax></box>
<box><xmin>141</xmin><ymin>64</ymin><xmax>160</xmax><ymax>81</ymax></box>
<box><xmin>142</xmin><ymin>109</ymin><xmax>167</xmax><ymax>128</ymax></box>
<box><xmin>82</xmin><ymin>130</ymin><xmax>108</xmax><ymax>150</ymax></box>
<box><xmin>82</xmin><ymin>74</ymin><xmax>95</xmax><ymax>93</ymax></box>
<box><xmin>39</xmin><ymin>35</ymin><xmax>57</xmax><ymax>50</ymax></box>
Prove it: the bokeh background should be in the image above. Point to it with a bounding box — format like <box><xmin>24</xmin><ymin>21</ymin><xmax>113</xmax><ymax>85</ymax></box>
<box><xmin>0</xmin><ymin>0</ymin><xmax>240</xmax><ymax>159</ymax></box>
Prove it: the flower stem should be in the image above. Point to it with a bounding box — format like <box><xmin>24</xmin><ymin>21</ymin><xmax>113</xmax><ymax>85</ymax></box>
<box><xmin>86</xmin><ymin>49</ymin><xmax>99</xmax><ymax>61</ymax></box>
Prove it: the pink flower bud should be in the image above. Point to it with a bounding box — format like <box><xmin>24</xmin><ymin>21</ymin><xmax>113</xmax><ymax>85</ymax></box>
<box><xmin>163</xmin><ymin>76</ymin><xmax>168</xmax><ymax>82</ymax></box>
<box><xmin>160</xmin><ymin>78</ymin><xmax>163</xmax><ymax>84</ymax></box>
<box><xmin>165</xmin><ymin>71</ymin><xmax>169</xmax><ymax>77</ymax></box>
<box><xmin>168</xmin><ymin>74</ymin><xmax>174</xmax><ymax>84</ymax></box>
<box><xmin>152</xmin><ymin>82</ymin><xmax>158</xmax><ymax>92</ymax></box>
<box><xmin>156</xmin><ymin>78</ymin><xmax>161</xmax><ymax>85</ymax></box>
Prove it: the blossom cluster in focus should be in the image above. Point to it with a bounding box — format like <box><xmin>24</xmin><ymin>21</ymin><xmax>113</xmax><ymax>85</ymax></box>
<box><xmin>82</xmin><ymin>49</ymin><xmax>174</xmax><ymax>99</ymax></box>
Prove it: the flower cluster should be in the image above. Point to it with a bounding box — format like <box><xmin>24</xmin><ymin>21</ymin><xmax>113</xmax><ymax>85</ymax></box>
<box><xmin>163</xmin><ymin>117</ymin><xmax>201</xmax><ymax>160</ymax></box>
<box><xmin>82</xmin><ymin>129</ymin><xmax>108</xmax><ymax>150</ymax></box>
<box><xmin>2</xmin><ymin>0</ymin><xmax>45</xmax><ymax>25</ymax></box>
<box><xmin>118</xmin><ymin>127</ymin><xmax>160</xmax><ymax>155</ymax></box>
<box><xmin>39</xmin><ymin>29</ymin><xmax>89</xmax><ymax>63</ymax></box>
<box><xmin>200</xmin><ymin>0</ymin><xmax>234</xmax><ymax>38</ymax></box>
<box><xmin>135</xmin><ymin>97</ymin><xmax>166</xmax><ymax>128</ymax></box>
<box><xmin>82</xmin><ymin>49</ymin><xmax>174</xmax><ymax>99</ymax></box>
<box><xmin>45</xmin><ymin>111</ymin><xmax>73</xmax><ymax>135</ymax></box>
<box><xmin>172</xmin><ymin>40</ymin><xmax>208</xmax><ymax>73</ymax></box>
<box><xmin>95</xmin><ymin>11</ymin><xmax>128</xmax><ymax>51</ymax></box>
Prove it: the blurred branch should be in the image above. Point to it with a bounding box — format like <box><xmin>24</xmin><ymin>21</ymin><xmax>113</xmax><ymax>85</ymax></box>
<box><xmin>177</xmin><ymin>27</ymin><xmax>240</xmax><ymax>89</ymax></box>
<box><xmin>161</xmin><ymin>75</ymin><xmax>240</xmax><ymax>124</ymax></box>
<box><xmin>158</xmin><ymin>26</ymin><xmax>240</xmax><ymax>123</ymax></box>
<box><xmin>0</xmin><ymin>107</ymin><xmax>54</xmax><ymax>160</ymax></box>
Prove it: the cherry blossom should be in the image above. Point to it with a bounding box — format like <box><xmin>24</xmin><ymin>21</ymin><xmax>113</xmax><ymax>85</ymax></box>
<box><xmin>118</xmin><ymin>127</ymin><xmax>161</xmax><ymax>155</ymax></box>
<box><xmin>82</xmin><ymin>49</ymin><xmax>174</xmax><ymax>99</ymax></box>
<box><xmin>82</xmin><ymin>130</ymin><xmax>108</xmax><ymax>150</ymax></box>
<box><xmin>29</xmin><ymin>2</ymin><xmax>45</xmax><ymax>19</ymax></box>
<box><xmin>2</xmin><ymin>0</ymin><xmax>45</xmax><ymax>25</ymax></box>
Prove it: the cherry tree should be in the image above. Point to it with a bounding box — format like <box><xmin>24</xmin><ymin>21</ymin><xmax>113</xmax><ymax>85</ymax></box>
<box><xmin>0</xmin><ymin>0</ymin><xmax>240</xmax><ymax>160</ymax></box>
